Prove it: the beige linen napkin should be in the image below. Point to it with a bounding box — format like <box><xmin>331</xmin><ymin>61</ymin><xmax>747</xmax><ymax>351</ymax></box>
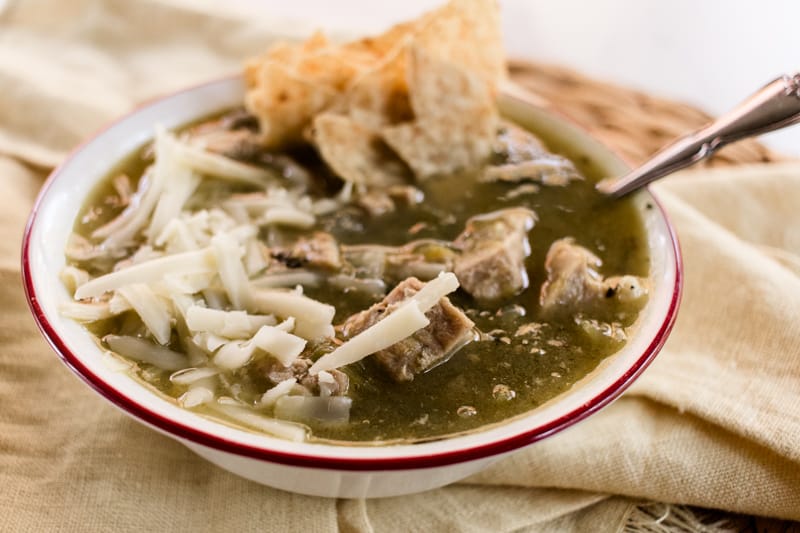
<box><xmin>1</xmin><ymin>1</ymin><xmax>799</xmax><ymax>530</ymax></box>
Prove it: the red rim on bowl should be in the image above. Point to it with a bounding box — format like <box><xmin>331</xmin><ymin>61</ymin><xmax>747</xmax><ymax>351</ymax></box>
<box><xmin>21</xmin><ymin>78</ymin><xmax>683</xmax><ymax>472</ymax></box>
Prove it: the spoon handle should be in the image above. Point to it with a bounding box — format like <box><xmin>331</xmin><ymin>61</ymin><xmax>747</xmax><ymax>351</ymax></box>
<box><xmin>597</xmin><ymin>73</ymin><xmax>800</xmax><ymax>197</ymax></box>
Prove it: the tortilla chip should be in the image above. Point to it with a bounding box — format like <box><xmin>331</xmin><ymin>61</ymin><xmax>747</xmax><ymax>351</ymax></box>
<box><xmin>294</xmin><ymin>50</ymin><xmax>363</xmax><ymax>92</ymax></box>
<box><xmin>244</xmin><ymin>0</ymin><xmax>505</xmax><ymax>169</ymax></box>
<box><xmin>381</xmin><ymin>45</ymin><xmax>497</xmax><ymax>178</ymax></box>
<box><xmin>311</xmin><ymin>113</ymin><xmax>408</xmax><ymax>186</ymax></box>
<box><xmin>344</xmin><ymin>19</ymin><xmax>417</xmax><ymax>61</ymax></box>
<box><xmin>345</xmin><ymin>41</ymin><xmax>413</xmax><ymax>129</ymax></box>
<box><xmin>343</xmin><ymin>0</ymin><xmax>504</xmax><ymax>86</ymax></box>
<box><xmin>414</xmin><ymin>0</ymin><xmax>505</xmax><ymax>86</ymax></box>
<box><xmin>405</xmin><ymin>43</ymin><xmax>493</xmax><ymax>119</ymax></box>
<box><xmin>382</xmin><ymin>118</ymin><xmax>489</xmax><ymax>179</ymax></box>
<box><xmin>245</xmin><ymin>60</ymin><xmax>338</xmax><ymax>147</ymax></box>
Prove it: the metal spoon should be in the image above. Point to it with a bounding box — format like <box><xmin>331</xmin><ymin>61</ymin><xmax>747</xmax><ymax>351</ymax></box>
<box><xmin>596</xmin><ymin>73</ymin><xmax>800</xmax><ymax>197</ymax></box>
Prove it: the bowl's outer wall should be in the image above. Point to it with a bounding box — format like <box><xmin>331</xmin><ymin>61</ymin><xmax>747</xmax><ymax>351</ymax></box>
<box><xmin>21</xmin><ymin>77</ymin><xmax>682</xmax><ymax>489</ymax></box>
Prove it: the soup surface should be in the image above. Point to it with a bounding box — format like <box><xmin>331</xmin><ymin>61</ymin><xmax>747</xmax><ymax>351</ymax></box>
<box><xmin>67</xmin><ymin>109</ymin><xmax>649</xmax><ymax>444</ymax></box>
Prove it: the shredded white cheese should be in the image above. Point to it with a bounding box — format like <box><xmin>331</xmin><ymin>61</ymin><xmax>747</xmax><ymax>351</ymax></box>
<box><xmin>146</xmin><ymin>139</ymin><xmax>201</xmax><ymax>242</ymax></box>
<box><xmin>58</xmin><ymin>301</ymin><xmax>115</xmax><ymax>322</ymax></box>
<box><xmin>309</xmin><ymin>302</ymin><xmax>429</xmax><ymax>375</ymax></box>
<box><xmin>409</xmin><ymin>271</ymin><xmax>460</xmax><ymax>312</ymax></box>
<box><xmin>258</xmin><ymin>378</ymin><xmax>297</xmax><ymax>407</ymax></box>
<box><xmin>104</xmin><ymin>335</ymin><xmax>188</xmax><ymax>371</ymax></box>
<box><xmin>185</xmin><ymin>305</ymin><xmax>276</xmax><ymax>339</ymax></box>
<box><xmin>59</xmin><ymin>266</ymin><xmax>90</xmax><ymax>296</ymax></box>
<box><xmin>74</xmin><ymin>248</ymin><xmax>214</xmax><ymax>300</ymax></box>
<box><xmin>249</xmin><ymin>289</ymin><xmax>335</xmax><ymax>341</ymax></box>
<box><xmin>213</xmin><ymin>324</ymin><xmax>306</xmax><ymax>370</ymax></box>
<box><xmin>211</xmin><ymin>403</ymin><xmax>307</xmax><ymax>442</ymax></box>
<box><xmin>260</xmin><ymin>207</ymin><xmax>315</xmax><ymax>229</ymax></box>
<box><xmin>169</xmin><ymin>367</ymin><xmax>220</xmax><ymax>385</ymax></box>
<box><xmin>211</xmin><ymin>233</ymin><xmax>251</xmax><ymax>309</ymax></box>
<box><xmin>173</xmin><ymin>135</ymin><xmax>275</xmax><ymax>186</ymax></box>
<box><xmin>116</xmin><ymin>284</ymin><xmax>174</xmax><ymax>345</ymax></box>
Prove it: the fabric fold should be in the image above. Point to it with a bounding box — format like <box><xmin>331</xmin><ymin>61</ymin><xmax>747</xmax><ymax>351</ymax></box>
<box><xmin>1</xmin><ymin>0</ymin><xmax>799</xmax><ymax>529</ymax></box>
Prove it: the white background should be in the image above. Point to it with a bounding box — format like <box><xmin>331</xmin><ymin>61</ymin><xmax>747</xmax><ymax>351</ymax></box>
<box><xmin>218</xmin><ymin>0</ymin><xmax>800</xmax><ymax>156</ymax></box>
<box><xmin>5</xmin><ymin>0</ymin><xmax>795</xmax><ymax>154</ymax></box>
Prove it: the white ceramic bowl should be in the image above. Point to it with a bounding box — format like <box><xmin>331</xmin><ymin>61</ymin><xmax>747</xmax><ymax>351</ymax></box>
<box><xmin>22</xmin><ymin>77</ymin><xmax>681</xmax><ymax>498</ymax></box>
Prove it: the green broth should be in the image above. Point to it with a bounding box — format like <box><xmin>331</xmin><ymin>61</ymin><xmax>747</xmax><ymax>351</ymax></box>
<box><xmin>72</xmin><ymin>113</ymin><xmax>648</xmax><ymax>444</ymax></box>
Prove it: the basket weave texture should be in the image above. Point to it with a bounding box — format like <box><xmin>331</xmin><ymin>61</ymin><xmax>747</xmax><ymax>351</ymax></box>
<box><xmin>509</xmin><ymin>60</ymin><xmax>788</xmax><ymax>167</ymax></box>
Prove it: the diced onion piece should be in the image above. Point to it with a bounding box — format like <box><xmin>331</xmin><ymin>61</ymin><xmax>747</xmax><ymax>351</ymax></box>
<box><xmin>211</xmin><ymin>403</ymin><xmax>307</xmax><ymax>442</ymax></box>
<box><xmin>228</xmin><ymin>224</ymin><xmax>258</xmax><ymax>243</ymax></box>
<box><xmin>274</xmin><ymin>396</ymin><xmax>352</xmax><ymax>426</ymax></box>
<box><xmin>249</xmin><ymin>289</ymin><xmax>335</xmax><ymax>328</ymax></box>
<box><xmin>317</xmin><ymin>371</ymin><xmax>335</xmax><ymax>383</ymax></box>
<box><xmin>410</xmin><ymin>271</ymin><xmax>460</xmax><ymax>312</ymax></box>
<box><xmin>309</xmin><ymin>302</ymin><xmax>430</xmax><ymax>374</ymax></box>
<box><xmin>116</xmin><ymin>284</ymin><xmax>173</xmax><ymax>345</ymax></box>
<box><xmin>59</xmin><ymin>301</ymin><xmax>114</xmax><ymax>322</ymax></box>
<box><xmin>274</xmin><ymin>317</ymin><xmax>295</xmax><ymax>332</ymax></box>
<box><xmin>311</xmin><ymin>198</ymin><xmax>340</xmax><ymax>216</ymax></box>
<box><xmin>179</xmin><ymin>387</ymin><xmax>214</xmax><ymax>408</ymax></box>
<box><xmin>101</xmin><ymin>351</ymin><xmax>134</xmax><ymax>372</ymax></box>
<box><xmin>185</xmin><ymin>306</ymin><xmax>276</xmax><ymax>339</ymax></box>
<box><xmin>258</xmin><ymin>378</ymin><xmax>297</xmax><ymax>407</ymax></box>
<box><xmin>292</xmin><ymin>320</ymin><xmax>335</xmax><ymax>342</ymax></box>
<box><xmin>108</xmin><ymin>292</ymin><xmax>133</xmax><ymax>314</ymax></box>
<box><xmin>192</xmin><ymin>332</ymin><xmax>228</xmax><ymax>353</ymax></box>
<box><xmin>173</xmin><ymin>137</ymin><xmax>276</xmax><ymax>186</ymax></box>
<box><xmin>170</xmin><ymin>293</ymin><xmax>196</xmax><ymax>320</ymax></box>
<box><xmin>170</xmin><ymin>367</ymin><xmax>220</xmax><ymax>385</ymax></box>
<box><xmin>202</xmin><ymin>288</ymin><xmax>228</xmax><ymax>310</ymax></box>
<box><xmin>260</xmin><ymin>208</ymin><xmax>315</xmax><ymax>228</ymax></box>
<box><xmin>59</xmin><ymin>266</ymin><xmax>90</xmax><ymax>296</ymax></box>
<box><xmin>212</xmin><ymin>340</ymin><xmax>256</xmax><ymax>370</ymax></box>
<box><xmin>250</xmin><ymin>325</ymin><xmax>306</xmax><ymax>366</ymax></box>
<box><xmin>327</xmin><ymin>275</ymin><xmax>386</xmax><ymax>298</ymax></box>
<box><xmin>251</xmin><ymin>271</ymin><xmax>321</xmax><ymax>289</ymax></box>
<box><xmin>74</xmin><ymin>248</ymin><xmax>214</xmax><ymax>299</ymax></box>
<box><xmin>211</xmin><ymin>233</ymin><xmax>251</xmax><ymax>309</ymax></box>
<box><xmin>178</xmin><ymin>376</ymin><xmax>217</xmax><ymax>408</ymax></box>
<box><xmin>105</xmin><ymin>334</ymin><xmax>188</xmax><ymax>371</ymax></box>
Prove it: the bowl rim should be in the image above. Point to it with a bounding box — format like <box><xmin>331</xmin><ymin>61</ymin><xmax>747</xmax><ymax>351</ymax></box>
<box><xmin>21</xmin><ymin>76</ymin><xmax>682</xmax><ymax>471</ymax></box>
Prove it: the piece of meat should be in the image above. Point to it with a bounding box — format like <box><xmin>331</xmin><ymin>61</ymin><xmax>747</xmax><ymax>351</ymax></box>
<box><xmin>341</xmin><ymin>277</ymin><xmax>475</xmax><ymax>382</ymax></box>
<box><xmin>356</xmin><ymin>189</ymin><xmax>396</xmax><ymax>217</ymax></box>
<box><xmin>186</xmin><ymin>111</ymin><xmax>265</xmax><ymax>162</ymax></box>
<box><xmin>482</xmin><ymin>122</ymin><xmax>580</xmax><ymax>186</ymax></box>
<box><xmin>387</xmin><ymin>185</ymin><xmax>424</xmax><ymax>206</ymax></box>
<box><xmin>453</xmin><ymin>207</ymin><xmax>536</xmax><ymax>302</ymax></box>
<box><xmin>273</xmin><ymin>231</ymin><xmax>342</xmax><ymax>270</ymax></box>
<box><xmin>539</xmin><ymin>238</ymin><xmax>647</xmax><ymax>316</ymax></box>
<box><xmin>259</xmin><ymin>356</ymin><xmax>349</xmax><ymax>396</ymax></box>
<box><xmin>341</xmin><ymin>240</ymin><xmax>458</xmax><ymax>283</ymax></box>
<box><xmin>385</xmin><ymin>240</ymin><xmax>459</xmax><ymax>282</ymax></box>
<box><xmin>355</xmin><ymin>185</ymin><xmax>423</xmax><ymax>217</ymax></box>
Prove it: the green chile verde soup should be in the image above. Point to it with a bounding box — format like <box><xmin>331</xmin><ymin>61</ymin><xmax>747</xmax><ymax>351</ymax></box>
<box><xmin>64</xmin><ymin>108</ymin><xmax>649</xmax><ymax>445</ymax></box>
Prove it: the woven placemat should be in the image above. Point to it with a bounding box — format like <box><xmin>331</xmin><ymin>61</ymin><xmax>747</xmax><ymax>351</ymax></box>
<box><xmin>509</xmin><ymin>60</ymin><xmax>788</xmax><ymax>168</ymax></box>
<box><xmin>508</xmin><ymin>60</ymin><xmax>794</xmax><ymax>532</ymax></box>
